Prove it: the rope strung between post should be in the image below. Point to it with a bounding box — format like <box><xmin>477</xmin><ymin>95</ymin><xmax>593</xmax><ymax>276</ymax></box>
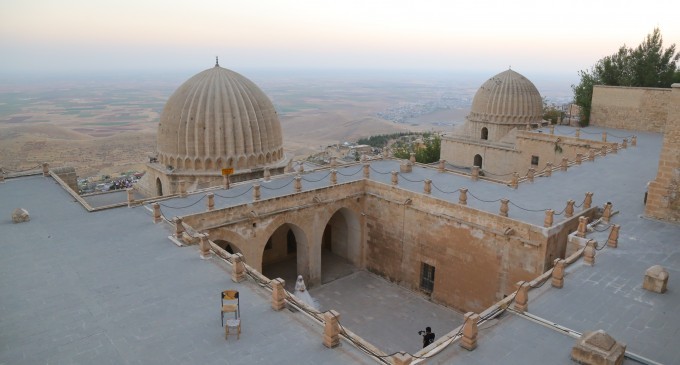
<box><xmin>336</xmin><ymin>166</ymin><xmax>363</xmax><ymax>177</ymax></box>
<box><xmin>259</xmin><ymin>178</ymin><xmax>295</xmax><ymax>190</ymax></box>
<box><xmin>466</xmin><ymin>191</ymin><xmax>503</xmax><ymax>203</ymax></box>
<box><xmin>2</xmin><ymin>163</ymin><xmax>43</xmax><ymax>173</ymax></box>
<box><xmin>398</xmin><ymin>173</ymin><xmax>425</xmax><ymax>183</ymax></box>
<box><xmin>300</xmin><ymin>171</ymin><xmax>331</xmax><ymax>183</ymax></box>
<box><xmin>214</xmin><ymin>185</ymin><xmax>253</xmax><ymax>198</ymax></box>
<box><xmin>369</xmin><ymin>166</ymin><xmax>391</xmax><ymax>175</ymax></box>
<box><xmin>158</xmin><ymin>194</ymin><xmax>206</xmax><ymax>209</ymax></box>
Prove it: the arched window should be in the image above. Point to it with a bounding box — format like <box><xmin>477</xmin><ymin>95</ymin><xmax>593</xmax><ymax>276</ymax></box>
<box><xmin>481</xmin><ymin>127</ymin><xmax>489</xmax><ymax>140</ymax></box>
<box><xmin>473</xmin><ymin>154</ymin><xmax>483</xmax><ymax>169</ymax></box>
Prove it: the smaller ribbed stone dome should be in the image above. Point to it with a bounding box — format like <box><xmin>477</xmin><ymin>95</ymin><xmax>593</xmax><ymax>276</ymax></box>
<box><xmin>468</xmin><ymin>69</ymin><xmax>543</xmax><ymax>125</ymax></box>
<box><xmin>157</xmin><ymin>63</ymin><xmax>284</xmax><ymax>171</ymax></box>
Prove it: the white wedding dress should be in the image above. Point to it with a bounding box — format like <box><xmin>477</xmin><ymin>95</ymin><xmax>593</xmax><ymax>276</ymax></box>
<box><xmin>294</xmin><ymin>275</ymin><xmax>320</xmax><ymax>310</ymax></box>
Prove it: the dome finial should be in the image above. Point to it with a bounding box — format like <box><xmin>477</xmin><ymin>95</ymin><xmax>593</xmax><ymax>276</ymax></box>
<box><xmin>215</xmin><ymin>56</ymin><xmax>219</xmax><ymax>67</ymax></box>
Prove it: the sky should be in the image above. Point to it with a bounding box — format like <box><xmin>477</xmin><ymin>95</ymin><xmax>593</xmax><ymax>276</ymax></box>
<box><xmin>1</xmin><ymin>0</ymin><xmax>679</xmax><ymax>77</ymax></box>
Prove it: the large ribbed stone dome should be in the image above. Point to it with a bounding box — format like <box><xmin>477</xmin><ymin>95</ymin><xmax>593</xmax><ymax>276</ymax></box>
<box><xmin>468</xmin><ymin>69</ymin><xmax>543</xmax><ymax>125</ymax></box>
<box><xmin>157</xmin><ymin>63</ymin><xmax>284</xmax><ymax>171</ymax></box>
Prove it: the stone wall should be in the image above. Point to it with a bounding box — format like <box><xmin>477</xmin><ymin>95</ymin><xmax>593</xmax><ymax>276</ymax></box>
<box><xmin>181</xmin><ymin>177</ymin><xmax>596</xmax><ymax>313</ymax></box>
<box><xmin>51</xmin><ymin>166</ymin><xmax>78</xmax><ymax>192</ymax></box>
<box><xmin>645</xmin><ymin>84</ymin><xmax>680</xmax><ymax>222</ymax></box>
<box><xmin>590</xmin><ymin>85</ymin><xmax>671</xmax><ymax>132</ymax></box>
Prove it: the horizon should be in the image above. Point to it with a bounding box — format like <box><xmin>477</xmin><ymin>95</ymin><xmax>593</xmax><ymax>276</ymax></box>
<box><xmin>2</xmin><ymin>1</ymin><xmax>678</xmax><ymax>78</ymax></box>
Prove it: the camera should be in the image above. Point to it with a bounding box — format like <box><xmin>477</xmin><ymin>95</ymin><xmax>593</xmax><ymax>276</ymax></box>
<box><xmin>418</xmin><ymin>330</ymin><xmax>425</xmax><ymax>335</ymax></box>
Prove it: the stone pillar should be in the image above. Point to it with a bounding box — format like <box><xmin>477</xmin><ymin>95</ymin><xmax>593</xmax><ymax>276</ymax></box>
<box><xmin>632</xmin><ymin>135</ymin><xmax>637</xmax><ymax>146</ymax></box>
<box><xmin>400</xmin><ymin>161</ymin><xmax>413</xmax><ymax>173</ymax></box>
<box><xmin>392</xmin><ymin>353</ymin><xmax>413</xmax><ymax>365</ymax></box>
<box><xmin>224</xmin><ymin>175</ymin><xmax>230</xmax><ymax>189</ymax></box>
<box><xmin>607</xmin><ymin>224</ymin><xmax>620</xmax><ymax>248</ymax></box>
<box><xmin>271</xmin><ymin>278</ymin><xmax>286</xmax><ymax>311</ymax></box>
<box><xmin>253</xmin><ymin>184</ymin><xmax>261</xmax><ymax>201</ymax></box>
<box><xmin>545</xmin><ymin>162</ymin><xmax>553</xmax><ymax>177</ymax></box>
<box><xmin>576</xmin><ymin>153</ymin><xmax>583</xmax><ymax>165</ymax></box>
<box><xmin>330</xmin><ymin>157</ymin><xmax>337</xmax><ymax>168</ymax></box>
<box><xmin>612</xmin><ymin>143</ymin><xmax>618</xmax><ymax>154</ymax></box>
<box><xmin>294</xmin><ymin>175</ymin><xmax>302</xmax><ymax>192</ymax></box>
<box><xmin>363</xmin><ymin>163</ymin><xmax>370</xmax><ymax>178</ymax></box>
<box><xmin>550</xmin><ymin>125</ymin><xmax>555</xmax><ymax>134</ymax></box>
<box><xmin>471</xmin><ymin>166</ymin><xmax>480</xmax><ymax>181</ymax></box>
<box><xmin>231</xmin><ymin>253</ymin><xmax>246</xmax><ymax>283</ymax></box>
<box><xmin>561</xmin><ymin>157</ymin><xmax>568</xmax><ymax>171</ymax></box>
<box><xmin>199</xmin><ymin>233</ymin><xmax>211</xmax><ymax>259</ymax></box>
<box><xmin>565</xmin><ymin>199</ymin><xmax>575</xmax><ymax>218</ymax></box>
<box><xmin>285</xmin><ymin>159</ymin><xmax>293</xmax><ymax>173</ymax></box>
<box><xmin>584</xmin><ymin>240</ymin><xmax>596</xmax><ymax>265</ymax></box>
<box><xmin>544</xmin><ymin>209</ymin><xmax>554</xmax><ymax>227</ymax></box>
<box><xmin>438</xmin><ymin>159</ymin><xmax>446</xmax><ymax>172</ymax></box>
<box><xmin>583</xmin><ymin>192</ymin><xmax>593</xmax><ymax>209</ymax></box>
<box><xmin>602</xmin><ymin>131</ymin><xmax>607</xmax><ymax>142</ymax></box>
<box><xmin>514</xmin><ymin>282</ymin><xmax>530</xmax><ymax>313</ymax></box>
<box><xmin>643</xmin><ymin>265</ymin><xmax>669</xmax><ymax>293</ymax></box>
<box><xmin>206</xmin><ymin>193</ymin><xmax>215</xmax><ymax>211</ymax></box>
<box><xmin>423</xmin><ymin>179</ymin><xmax>432</xmax><ymax>194</ymax></box>
<box><xmin>500</xmin><ymin>199</ymin><xmax>509</xmax><ymax>217</ymax></box>
<box><xmin>460</xmin><ymin>312</ymin><xmax>479</xmax><ymax>351</ymax></box>
<box><xmin>575</xmin><ymin>128</ymin><xmax>580</xmax><ymax>138</ymax></box>
<box><xmin>409</xmin><ymin>152</ymin><xmax>416</xmax><ymax>163</ymax></box>
<box><xmin>600</xmin><ymin>145</ymin><xmax>607</xmax><ymax>156</ymax></box>
<box><xmin>330</xmin><ymin>169</ymin><xmax>337</xmax><ymax>185</ymax></box>
<box><xmin>152</xmin><ymin>202</ymin><xmax>162</xmax><ymax>223</ymax></box>
<box><xmin>527</xmin><ymin>168</ymin><xmax>535</xmax><ymax>182</ymax></box>
<box><xmin>323</xmin><ymin>310</ymin><xmax>341</xmax><ymax>348</ymax></box>
<box><xmin>178</xmin><ymin>180</ymin><xmax>186</xmax><ymax>197</ymax></box>
<box><xmin>391</xmin><ymin>171</ymin><xmax>398</xmax><ymax>185</ymax></box>
<box><xmin>42</xmin><ymin>162</ymin><xmax>50</xmax><ymax>177</ymax></box>
<box><xmin>510</xmin><ymin>172</ymin><xmax>519</xmax><ymax>189</ymax></box>
<box><xmin>264</xmin><ymin>167</ymin><xmax>271</xmax><ymax>181</ymax></box>
<box><xmin>571</xmin><ymin>330</ymin><xmax>626</xmax><ymax>365</ymax></box>
<box><xmin>526</xmin><ymin>123</ymin><xmax>531</xmax><ymax>131</ymax></box>
<box><xmin>126</xmin><ymin>188</ymin><xmax>134</xmax><ymax>207</ymax></box>
<box><xmin>576</xmin><ymin>216</ymin><xmax>588</xmax><ymax>238</ymax></box>
<box><xmin>552</xmin><ymin>259</ymin><xmax>565</xmax><ymax>288</ymax></box>
<box><xmin>602</xmin><ymin>202</ymin><xmax>612</xmax><ymax>223</ymax></box>
<box><xmin>459</xmin><ymin>188</ymin><xmax>468</xmax><ymax>205</ymax></box>
<box><xmin>298</xmin><ymin>163</ymin><xmax>304</xmax><ymax>173</ymax></box>
<box><xmin>173</xmin><ymin>216</ymin><xmax>184</xmax><ymax>239</ymax></box>
<box><xmin>360</xmin><ymin>154</ymin><xmax>367</xmax><ymax>162</ymax></box>
<box><xmin>588</xmin><ymin>148</ymin><xmax>596</xmax><ymax>161</ymax></box>
<box><xmin>622</xmin><ymin>138</ymin><xmax>628</xmax><ymax>149</ymax></box>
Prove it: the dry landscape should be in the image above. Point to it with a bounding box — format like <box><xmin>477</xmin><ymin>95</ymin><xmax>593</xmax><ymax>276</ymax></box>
<box><xmin>0</xmin><ymin>70</ymin><xmax>488</xmax><ymax>179</ymax></box>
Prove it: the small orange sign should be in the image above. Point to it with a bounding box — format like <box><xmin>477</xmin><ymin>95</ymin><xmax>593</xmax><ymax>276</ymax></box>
<box><xmin>221</xmin><ymin>168</ymin><xmax>234</xmax><ymax>176</ymax></box>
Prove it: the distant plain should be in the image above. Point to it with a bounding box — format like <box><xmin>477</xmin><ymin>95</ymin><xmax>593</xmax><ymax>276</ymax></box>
<box><xmin>0</xmin><ymin>69</ymin><xmax>573</xmax><ymax>178</ymax></box>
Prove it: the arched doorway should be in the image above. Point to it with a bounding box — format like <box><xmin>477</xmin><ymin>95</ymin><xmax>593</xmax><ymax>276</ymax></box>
<box><xmin>481</xmin><ymin>127</ymin><xmax>489</xmax><ymax>140</ymax></box>
<box><xmin>321</xmin><ymin>208</ymin><xmax>362</xmax><ymax>284</ymax></box>
<box><xmin>213</xmin><ymin>240</ymin><xmax>242</xmax><ymax>255</ymax></box>
<box><xmin>156</xmin><ymin>178</ymin><xmax>163</xmax><ymax>196</ymax></box>
<box><xmin>262</xmin><ymin>223</ymin><xmax>309</xmax><ymax>291</ymax></box>
<box><xmin>473</xmin><ymin>154</ymin><xmax>483</xmax><ymax>169</ymax></box>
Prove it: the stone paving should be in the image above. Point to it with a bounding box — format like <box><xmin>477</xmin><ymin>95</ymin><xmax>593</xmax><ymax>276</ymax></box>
<box><xmin>2</xmin><ymin>125</ymin><xmax>679</xmax><ymax>364</ymax></box>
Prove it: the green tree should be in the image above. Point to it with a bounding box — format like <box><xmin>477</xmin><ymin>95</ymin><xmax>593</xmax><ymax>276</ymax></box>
<box><xmin>572</xmin><ymin>28</ymin><xmax>679</xmax><ymax>126</ymax></box>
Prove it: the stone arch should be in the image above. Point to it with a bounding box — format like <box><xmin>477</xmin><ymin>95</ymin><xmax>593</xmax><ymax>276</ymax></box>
<box><xmin>321</xmin><ymin>207</ymin><xmax>362</xmax><ymax>283</ymax></box>
<box><xmin>227</xmin><ymin>157</ymin><xmax>234</xmax><ymax>168</ymax></box>
<box><xmin>481</xmin><ymin>127</ymin><xmax>489</xmax><ymax>140</ymax></box>
<box><xmin>258</xmin><ymin>154</ymin><xmax>265</xmax><ymax>165</ymax></box>
<box><xmin>260</xmin><ymin>220</ymin><xmax>311</xmax><ymax>288</ymax></box>
<box><xmin>474</xmin><ymin>154</ymin><xmax>483</xmax><ymax>169</ymax></box>
<box><xmin>216</xmin><ymin>158</ymin><xmax>223</xmax><ymax>169</ymax></box>
<box><xmin>169</xmin><ymin>157</ymin><xmax>176</xmax><ymax>168</ymax></box>
<box><xmin>248</xmin><ymin>155</ymin><xmax>257</xmax><ymax>167</ymax></box>
<box><xmin>205</xmin><ymin>158</ymin><xmax>213</xmax><ymax>170</ymax></box>
<box><xmin>195</xmin><ymin>158</ymin><xmax>203</xmax><ymax>171</ymax></box>
<box><xmin>213</xmin><ymin>239</ymin><xmax>243</xmax><ymax>255</ymax></box>
<box><xmin>185</xmin><ymin>157</ymin><xmax>192</xmax><ymax>170</ymax></box>
<box><xmin>266</xmin><ymin>152</ymin><xmax>271</xmax><ymax>163</ymax></box>
<box><xmin>156</xmin><ymin>177</ymin><xmax>163</xmax><ymax>196</ymax></box>
<box><xmin>237</xmin><ymin>156</ymin><xmax>247</xmax><ymax>169</ymax></box>
<box><xmin>176</xmin><ymin>158</ymin><xmax>183</xmax><ymax>169</ymax></box>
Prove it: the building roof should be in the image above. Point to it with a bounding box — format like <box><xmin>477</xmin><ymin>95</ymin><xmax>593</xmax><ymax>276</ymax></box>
<box><xmin>468</xmin><ymin>69</ymin><xmax>543</xmax><ymax>125</ymax></box>
<box><xmin>156</xmin><ymin>62</ymin><xmax>284</xmax><ymax>170</ymax></box>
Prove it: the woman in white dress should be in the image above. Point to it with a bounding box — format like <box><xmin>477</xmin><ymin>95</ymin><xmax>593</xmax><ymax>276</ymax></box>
<box><xmin>294</xmin><ymin>275</ymin><xmax>320</xmax><ymax>310</ymax></box>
